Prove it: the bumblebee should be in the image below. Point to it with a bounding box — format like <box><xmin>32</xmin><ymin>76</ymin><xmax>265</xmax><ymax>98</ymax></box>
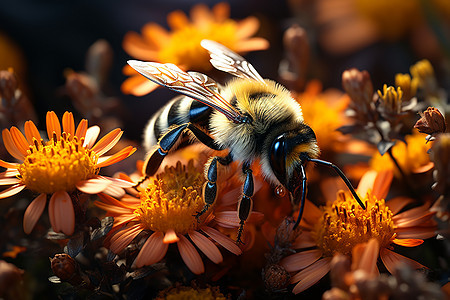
<box><xmin>128</xmin><ymin>40</ymin><xmax>365</xmax><ymax>243</ymax></box>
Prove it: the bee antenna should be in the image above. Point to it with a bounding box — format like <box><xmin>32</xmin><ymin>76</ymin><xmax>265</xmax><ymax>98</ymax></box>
<box><xmin>306</xmin><ymin>158</ymin><xmax>366</xmax><ymax>210</ymax></box>
<box><xmin>133</xmin><ymin>175</ymin><xmax>149</xmax><ymax>191</ymax></box>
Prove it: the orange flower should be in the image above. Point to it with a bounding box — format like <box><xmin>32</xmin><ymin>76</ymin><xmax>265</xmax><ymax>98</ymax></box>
<box><xmin>96</xmin><ymin>160</ymin><xmax>263</xmax><ymax>275</ymax></box>
<box><xmin>369</xmin><ymin>131</ymin><xmax>433</xmax><ymax>175</ymax></box>
<box><xmin>121</xmin><ymin>2</ymin><xmax>269</xmax><ymax>96</ymax></box>
<box><xmin>0</xmin><ymin>111</ymin><xmax>136</xmax><ymax>235</ymax></box>
<box><xmin>280</xmin><ymin>170</ymin><xmax>436</xmax><ymax>294</ymax></box>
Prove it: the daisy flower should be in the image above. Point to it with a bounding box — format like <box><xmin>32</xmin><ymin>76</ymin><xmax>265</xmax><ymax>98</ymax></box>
<box><xmin>0</xmin><ymin>111</ymin><xmax>136</xmax><ymax>235</ymax></box>
<box><xmin>121</xmin><ymin>2</ymin><xmax>269</xmax><ymax>96</ymax></box>
<box><xmin>95</xmin><ymin>159</ymin><xmax>262</xmax><ymax>275</ymax></box>
<box><xmin>369</xmin><ymin>131</ymin><xmax>434</xmax><ymax>176</ymax></box>
<box><xmin>280</xmin><ymin>170</ymin><xmax>437</xmax><ymax>294</ymax></box>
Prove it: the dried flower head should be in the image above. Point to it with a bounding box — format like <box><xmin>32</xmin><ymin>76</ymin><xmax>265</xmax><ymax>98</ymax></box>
<box><xmin>342</xmin><ymin>68</ymin><xmax>375</xmax><ymax>121</ymax></box>
<box><xmin>50</xmin><ymin>253</ymin><xmax>82</xmax><ymax>285</ymax></box>
<box><xmin>414</xmin><ymin>107</ymin><xmax>446</xmax><ymax>136</ymax></box>
<box><xmin>0</xmin><ymin>111</ymin><xmax>135</xmax><ymax>235</ymax></box>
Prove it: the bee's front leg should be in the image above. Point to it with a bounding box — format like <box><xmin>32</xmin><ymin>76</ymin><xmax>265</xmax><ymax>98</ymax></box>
<box><xmin>236</xmin><ymin>162</ymin><xmax>254</xmax><ymax>244</ymax></box>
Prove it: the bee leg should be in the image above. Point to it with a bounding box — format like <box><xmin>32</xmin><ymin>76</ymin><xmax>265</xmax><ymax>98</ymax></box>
<box><xmin>236</xmin><ymin>163</ymin><xmax>254</xmax><ymax>244</ymax></box>
<box><xmin>136</xmin><ymin>123</ymin><xmax>225</xmax><ymax>188</ymax></box>
<box><xmin>196</xmin><ymin>154</ymin><xmax>233</xmax><ymax>219</ymax></box>
<box><xmin>306</xmin><ymin>158</ymin><xmax>366</xmax><ymax>210</ymax></box>
<box><xmin>292</xmin><ymin>164</ymin><xmax>307</xmax><ymax>230</ymax></box>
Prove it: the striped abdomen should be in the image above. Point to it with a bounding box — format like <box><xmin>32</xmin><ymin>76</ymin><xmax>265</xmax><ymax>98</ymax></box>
<box><xmin>143</xmin><ymin>95</ymin><xmax>212</xmax><ymax>151</ymax></box>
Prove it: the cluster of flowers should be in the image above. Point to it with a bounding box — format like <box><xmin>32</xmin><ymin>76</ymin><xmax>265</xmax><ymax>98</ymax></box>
<box><xmin>0</xmin><ymin>2</ymin><xmax>448</xmax><ymax>299</ymax></box>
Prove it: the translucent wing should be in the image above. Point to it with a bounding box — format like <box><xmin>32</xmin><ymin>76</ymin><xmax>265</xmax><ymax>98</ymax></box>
<box><xmin>201</xmin><ymin>39</ymin><xmax>266</xmax><ymax>85</ymax></box>
<box><xmin>127</xmin><ymin>60</ymin><xmax>246</xmax><ymax>123</ymax></box>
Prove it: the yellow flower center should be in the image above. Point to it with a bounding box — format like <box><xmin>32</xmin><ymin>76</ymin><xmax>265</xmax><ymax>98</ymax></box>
<box><xmin>158</xmin><ymin>285</ymin><xmax>227</xmax><ymax>300</ymax></box>
<box><xmin>18</xmin><ymin>134</ymin><xmax>99</xmax><ymax>194</ymax></box>
<box><xmin>158</xmin><ymin>21</ymin><xmax>237</xmax><ymax>70</ymax></box>
<box><xmin>134</xmin><ymin>160</ymin><xmax>210</xmax><ymax>235</ymax></box>
<box><xmin>312</xmin><ymin>191</ymin><xmax>395</xmax><ymax>257</ymax></box>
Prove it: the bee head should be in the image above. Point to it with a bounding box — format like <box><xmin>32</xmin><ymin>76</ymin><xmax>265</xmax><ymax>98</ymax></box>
<box><xmin>269</xmin><ymin>124</ymin><xmax>319</xmax><ymax>192</ymax></box>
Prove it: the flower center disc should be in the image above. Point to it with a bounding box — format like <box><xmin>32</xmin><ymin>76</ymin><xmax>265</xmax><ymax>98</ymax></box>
<box><xmin>135</xmin><ymin>161</ymin><xmax>210</xmax><ymax>235</ymax></box>
<box><xmin>312</xmin><ymin>191</ymin><xmax>395</xmax><ymax>256</ymax></box>
<box><xmin>18</xmin><ymin>136</ymin><xmax>99</xmax><ymax>194</ymax></box>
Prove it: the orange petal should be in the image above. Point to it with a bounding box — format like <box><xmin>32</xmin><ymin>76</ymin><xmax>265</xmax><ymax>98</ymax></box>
<box><xmin>380</xmin><ymin>248</ymin><xmax>427</xmax><ymax>274</ymax></box>
<box><xmin>280</xmin><ymin>249</ymin><xmax>322</xmax><ymax>272</ymax></box>
<box><xmin>167</xmin><ymin>10</ymin><xmax>190</xmax><ymax>30</ymax></box>
<box><xmin>212</xmin><ymin>2</ymin><xmax>230</xmax><ymax>22</ymax></box>
<box><xmin>0</xmin><ymin>183</ymin><xmax>25</xmax><ymax>199</ymax></box>
<box><xmin>2</xmin><ymin>129</ymin><xmax>25</xmax><ymax>160</ymax></box>
<box><xmin>97</xmin><ymin>192</ymin><xmax>136</xmax><ymax>209</ymax></box>
<box><xmin>122</xmin><ymin>31</ymin><xmax>159</xmax><ymax>60</ymax></box>
<box><xmin>236</xmin><ymin>16</ymin><xmax>260</xmax><ymax>39</ymax></box>
<box><xmin>353</xmin><ymin>238</ymin><xmax>379</xmax><ymax>276</ymax></box>
<box><xmin>83</xmin><ymin>126</ymin><xmax>100</xmax><ymax>149</ymax></box>
<box><xmin>90</xmin><ymin>128</ymin><xmax>122</xmax><ymax>156</ymax></box>
<box><xmin>291</xmin><ymin>258</ymin><xmax>332</xmax><ymax>294</ymax></box>
<box><xmin>76</xmin><ymin>177</ymin><xmax>110</xmax><ymax>194</ymax></box>
<box><xmin>233</xmin><ymin>38</ymin><xmax>269</xmax><ymax>53</ymax></box>
<box><xmin>46</xmin><ymin>111</ymin><xmax>61</xmax><ymax>140</ymax></box>
<box><xmin>395</xmin><ymin>227</ymin><xmax>436</xmax><ymax>239</ymax></box>
<box><xmin>190</xmin><ymin>3</ymin><xmax>213</xmax><ymax>27</ymax></box>
<box><xmin>110</xmin><ymin>224</ymin><xmax>143</xmax><ymax>253</ymax></box>
<box><xmin>24</xmin><ymin>121</ymin><xmax>42</xmax><ymax>144</ymax></box>
<box><xmin>163</xmin><ymin>229</ymin><xmax>179</xmax><ymax>244</ymax></box>
<box><xmin>62</xmin><ymin>112</ymin><xmax>75</xmax><ymax>137</ymax></box>
<box><xmin>0</xmin><ymin>169</ymin><xmax>20</xmax><ymax>178</ymax></box>
<box><xmin>386</xmin><ymin>197</ymin><xmax>415</xmax><ymax>215</ymax></box>
<box><xmin>101</xmin><ymin>184</ymin><xmax>125</xmax><ymax>199</ymax></box>
<box><xmin>356</xmin><ymin>169</ymin><xmax>377</xmax><ymax>196</ymax></box>
<box><xmin>392</xmin><ymin>238</ymin><xmax>424</xmax><ymax>247</ymax></box>
<box><xmin>9</xmin><ymin>126</ymin><xmax>29</xmax><ymax>156</ymax></box>
<box><xmin>133</xmin><ymin>231</ymin><xmax>168</xmax><ymax>268</ymax></box>
<box><xmin>110</xmin><ymin>214</ymin><xmax>136</xmax><ymax>228</ymax></box>
<box><xmin>292</xmin><ymin>231</ymin><xmax>317</xmax><ymax>249</ymax></box>
<box><xmin>121</xmin><ymin>75</ymin><xmax>159</xmax><ymax>96</ymax></box>
<box><xmin>141</xmin><ymin>23</ymin><xmax>170</xmax><ymax>49</ymax></box>
<box><xmin>372</xmin><ymin>169</ymin><xmax>394</xmax><ymax>200</ymax></box>
<box><xmin>0</xmin><ymin>159</ymin><xmax>18</xmax><ymax>169</ymax></box>
<box><xmin>189</xmin><ymin>230</ymin><xmax>223</xmax><ymax>264</ymax></box>
<box><xmin>75</xmin><ymin>119</ymin><xmax>88</xmax><ymax>140</ymax></box>
<box><xmin>177</xmin><ymin>234</ymin><xmax>204</xmax><ymax>275</ymax></box>
<box><xmin>23</xmin><ymin>193</ymin><xmax>47</xmax><ymax>234</ymax></box>
<box><xmin>96</xmin><ymin>146</ymin><xmax>136</xmax><ymax>168</ymax></box>
<box><xmin>0</xmin><ymin>177</ymin><xmax>21</xmax><ymax>185</ymax></box>
<box><xmin>201</xmin><ymin>226</ymin><xmax>242</xmax><ymax>255</ymax></box>
<box><xmin>302</xmin><ymin>199</ymin><xmax>322</xmax><ymax>225</ymax></box>
<box><xmin>48</xmin><ymin>191</ymin><xmax>75</xmax><ymax>235</ymax></box>
<box><xmin>394</xmin><ymin>211</ymin><xmax>435</xmax><ymax>228</ymax></box>
<box><xmin>94</xmin><ymin>201</ymin><xmax>133</xmax><ymax>215</ymax></box>
<box><xmin>98</xmin><ymin>176</ymin><xmax>134</xmax><ymax>188</ymax></box>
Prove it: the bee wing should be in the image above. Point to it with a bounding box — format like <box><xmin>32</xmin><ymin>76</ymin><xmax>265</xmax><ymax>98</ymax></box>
<box><xmin>127</xmin><ymin>60</ymin><xmax>246</xmax><ymax>123</ymax></box>
<box><xmin>201</xmin><ymin>39</ymin><xmax>266</xmax><ymax>85</ymax></box>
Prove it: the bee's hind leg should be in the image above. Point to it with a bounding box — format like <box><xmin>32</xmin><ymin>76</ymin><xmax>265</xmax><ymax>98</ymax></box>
<box><xmin>196</xmin><ymin>154</ymin><xmax>233</xmax><ymax>219</ymax></box>
<box><xmin>236</xmin><ymin>162</ymin><xmax>254</xmax><ymax>244</ymax></box>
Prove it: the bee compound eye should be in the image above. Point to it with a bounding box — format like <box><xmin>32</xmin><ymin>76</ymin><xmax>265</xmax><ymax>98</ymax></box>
<box><xmin>269</xmin><ymin>135</ymin><xmax>287</xmax><ymax>185</ymax></box>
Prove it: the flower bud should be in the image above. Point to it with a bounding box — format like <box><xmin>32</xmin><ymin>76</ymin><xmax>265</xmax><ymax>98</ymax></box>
<box><xmin>414</xmin><ymin>107</ymin><xmax>446</xmax><ymax>135</ymax></box>
<box><xmin>0</xmin><ymin>69</ymin><xmax>18</xmax><ymax>102</ymax></box>
<box><xmin>263</xmin><ymin>264</ymin><xmax>291</xmax><ymax>291</ymax></box>
<box><xmin>342</xmin><ymin>69</ymin><xmax>374</xmax><ymax>112</ymax></box>
<box><xmin>50</xmin><ymin>253</ymin><xmax>83</xmax><ymax>286</ymax></box>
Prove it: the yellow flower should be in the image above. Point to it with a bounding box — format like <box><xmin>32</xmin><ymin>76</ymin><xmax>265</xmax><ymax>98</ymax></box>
<box><xmin>155</xmin><ymin>284</ymin><xmax>229</xmax><ymax>300</ymax></box>
<box><xmin>121</xmin><ymin>2</ymin><xmax>269</xmax><ymax>96</ymax></box>
<box><xmin>296</xmin><ymin>81</ymin><xmax>348</xmax><ymax>152</ymax></box>
<box><xmin>0</xmin><ymin>111</ymin><xmax>136</xmax><ymax>235</ymax></box>
<box><xmin>95</xmin><ymin>159</ymin><xmax>265</xmax><ymax>275</ymax></box>
<box><xmin>280</xmin><ymin>170</ymin><xmax>436</xmax><ymax>294</ymax></box>
<box><xmin>369</xmin><ymin>131</ymin><xmax>433</xmax><ymax>176</ymax></box>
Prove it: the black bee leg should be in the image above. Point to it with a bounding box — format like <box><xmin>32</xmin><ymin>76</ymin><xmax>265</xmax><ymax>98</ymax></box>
<box><xmin>196</xmin><ymin>154</ymin><xmax>233</xmax><ymax>219</ymax></box>
<box><xmin>292</xmin><ymin>164</ymin><xmax>307</xmax><ymax>230</ymax></box>
<box><xmin>306</xmin><ymin>158</ymin><xmax>366</xmax><ymax>210</ymax></box>
<box><xmin>236</xmin><ymin>162</ymin><xmax>254</xmax><ymax>244</ymax></box>
<box><xmin>136</xmin><ymin>123</ymin><xmax>225</xmax><ymax>188</ymax></box>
